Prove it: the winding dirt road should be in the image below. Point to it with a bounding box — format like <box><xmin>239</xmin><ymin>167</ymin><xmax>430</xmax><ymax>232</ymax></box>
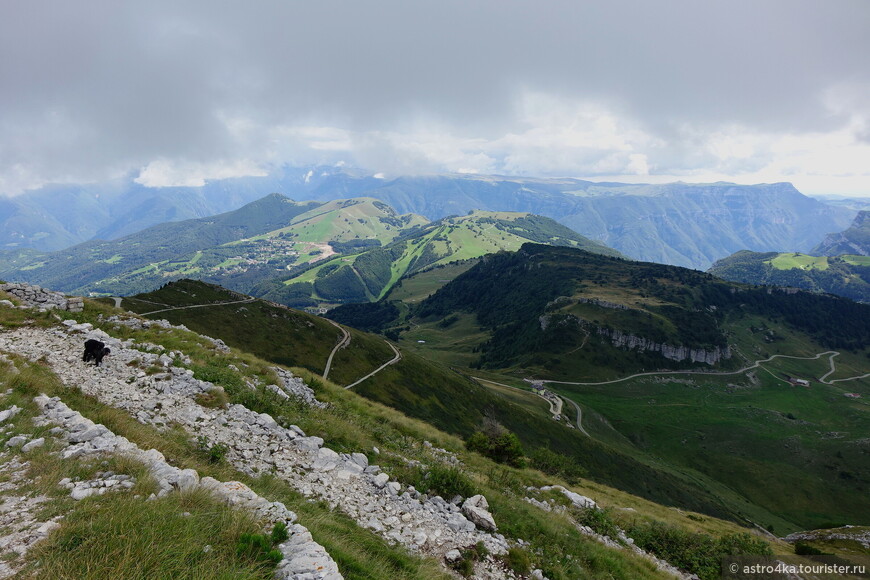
<box><xmin>344</xmin><ymin>341</ymin><xmax>402</xmax><ymax>390</ymax></box>
<box><xmin>539</xmin><ymin>350</ymin><xmax>869</xmax><ymax>387</ymax></box>
<box><xmin>560</xmin><ymin>396</ymin><xmax>590</xmax><ymax>436</ymax></box>
<box><xmin>323</xmin><ymin>320</ymin><xmax>351</xmax><ymax>381</ymax></box>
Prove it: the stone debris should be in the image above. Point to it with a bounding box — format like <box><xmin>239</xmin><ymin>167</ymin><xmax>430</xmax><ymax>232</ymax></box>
<box><xmin>785</xmin><ymin>526</ymin><xmax>870</xmax><ymax>550</ymax></box>
<box><xmin>34</xmin><ymin>395</ymin><xmax>343</xmax><ymax>580</ymax></box>
<box><xmin>524</xmin><ymin>486</ymin><xmax>692</xmax><ymax>579</ymax></box>
<box><xmin>0</xmin><ymin>283</ymin><xmax>82</xmax><ymax>312</ymax></box>
<box><xmin>0</xmin><ymin>406</ymin><xmax>21</xmax><ymax>424</ymax></box>
<box><xmin>0</xmin><ymin>397</ymin><xmax>63</xmax><ymax>579</ymax></box>
<box><xmin>537</xmin><ymin>485</ymin><xmax>597</xmax><ymax>509</ymax></box>
<box><xmin>0</xmin><ymin>325</ymin><xmax>510</xmax><ymax>563</ymax></box>
<box><xmin>462</xmin><ymin>495</ymin><xmax>498</xmax><ymax>531</ymax></box>
<box><xmin>0</xmin><ymin>301</ymin><xmax>524</xmax><ymax>578</ymax></box>
<box><xmin>272</xmin><ymin>367</ymin><xmax>329</xmax><ymax>409</ymax></box>
<box><xmin>0</xmin><ymin>450</ymin><xmax>61</xmax><ymax>578</ymax></box>
<box><xmin>60</xmin><ymin>472</ymin><xmax>137</xmax><ymax>500</ymax></box>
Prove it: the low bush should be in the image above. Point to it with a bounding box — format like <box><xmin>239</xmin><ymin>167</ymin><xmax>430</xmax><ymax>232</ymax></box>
<box><xmin>528</xmin><ymin>446</ymin><xmax>587</xmax><ymax>483</ymax></box>
<box><xmin>196</xmin><ymin>435</ymin><xmax>228</xmax><ymax>464</ymax></box>
<box><xmin>575</xmin><ymin>507</ymin><xmax>621</xmax><ymax>541</ymax></box>
<box><xmin>387</xmin><ymin>462</ymin><xmax>477</xmax><ymax>500</ymax></box>
<box><xmin>794</xmin><ymin>541</ymin><xmax>827</xmax><ymax>555</ymax></box>
<box><xmin>465</xmin><ymin>423</ymin><xmax>526</xmax><ymax>468</ymax></box>
<box><xmin>625</xmin><ymin>520</ymin><xmax>771</xmax><ymax>580</ymax></box>
<box><xmin>422</xmin><ymin>464</ymin><xmax>477</xmax><ymax>499</ymax></box>
<box><xmin>194</xmin><ymin>387</ymin><xmax>229</xmax><ymax>409</ymax></box>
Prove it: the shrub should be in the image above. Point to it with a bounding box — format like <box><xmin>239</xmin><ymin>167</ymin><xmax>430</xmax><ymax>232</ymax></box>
<box><xmin>529</xmin><ymin>446</ymin><xmax>587</xmax><ymax>483</ymax></box>
<box><xmin>576</xmin><ymin>507</ymin><xmax>621</xmax><ymax>541</ymax></box>
<box><xmin>191</xmin><ymin>363</ymin><xmax>246</xmax><ymax>391</ymax></box>
<box><xmin>196</xmin><ymin>436</ymin><xmax>228</xmax><ymax>464</ymax></box>
<box><xmin>625</xmin><ymin>521</ymin><xmax>771</xmax><ymax>580</ymax></box>
<box><xmin>450</xmin><ymin>541</ymin><xmax>490</xmax><ymax>577</ymax></box>
<box><xmin>465</xmin><ymin>422</ymin><xmax>526</xmax><ymax>468</ymax></box>
<box><xmin>194</xmin><ymin>387</ymin><xmax>229</xmax><ymax>409</ymax></box>
<box><xmin>794</xmin><ymin>541</ymin><xmax>827</xmax><ymax>555</ymax></box>
<box><xmin>270</xmin><ymin>522</ymin><xmax>289</xmax><ymax>544</ymax></box>
<box><xmin>422</xmin><ymin>464</ymin><xmax>477</xmax><ymax>499</ymax></box>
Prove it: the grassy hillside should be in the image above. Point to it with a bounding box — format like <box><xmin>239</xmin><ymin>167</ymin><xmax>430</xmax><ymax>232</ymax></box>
<box><xmin>0</xmin><ymin>196</ymin><xmax>425</xmax><ymax>298</ymax></box>
<box><xmin>0</xmin><ymin>194</ymin><xmax>322</xmax><ymax>295</ymax></box>
<box><xmin>4</xmin><ymin>294</ymin><xmax>803</xmax><ymax>579</ymax></box>
<box><xmin>121</xmin><ymin>279</ymin><xmax>802</xmax><ymax>530</ymax></box>
<box><xmin>709</xmin><ymin>250</ymin><xmax>870</xmax><ymax>303</ymax></box>
<box><xmin>330</xmin><ymin>244</ymin><xmax>870</xmax><ymax>533</ymax></box>
<box><xmin>260</xmin><ymin>211</ymin><xmax>622</xmax><ymax>307</ymax></box>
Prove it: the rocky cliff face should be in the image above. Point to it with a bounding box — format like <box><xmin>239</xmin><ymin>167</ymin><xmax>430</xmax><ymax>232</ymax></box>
<box><xmin>540</xmin><ymin>312</ymin><xmax>730</xmax><ymax>366</ymax></box>
<box><xmin>596</xmin><ymin>327</ymin><xmax>731</xmax><ymax>365</ymax></box>
<box><xmin>812</xmin><ymin>210</ymin><xmax>870</xmax><ymax>256</ymax></box>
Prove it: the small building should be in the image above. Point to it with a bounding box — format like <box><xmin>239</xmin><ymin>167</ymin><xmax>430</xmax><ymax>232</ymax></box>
<box><xmin>789</xmin><ymin>378</ymin><xmax>810</xmax><ymax>387</ymax></box>
<box><xmin>844</xmin><ymin>393</ymin><xmax>862</xmax><ymax>399</ymax></box>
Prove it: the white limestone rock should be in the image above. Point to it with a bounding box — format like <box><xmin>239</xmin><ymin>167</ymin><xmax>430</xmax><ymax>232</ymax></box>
<box><xmin>462</xmin><ymin>495</ymin><xmax>498</xmax><ymax>531</ymax></box>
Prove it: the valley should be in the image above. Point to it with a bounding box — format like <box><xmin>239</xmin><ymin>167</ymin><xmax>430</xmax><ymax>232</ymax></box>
<box><xmin>0</xmin><ymin>188</ymin><xmax>867</xmax><ymax>579</ymax></box>
<box><xmin>328</xmin><ymin>243</ymin><xmax>870</xmax><ymax>537</ymax></box>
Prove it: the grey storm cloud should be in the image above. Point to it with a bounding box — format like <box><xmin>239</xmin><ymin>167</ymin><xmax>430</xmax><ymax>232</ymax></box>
<box><xmin>1</xmin><ymin>0</ymin><xmax>869</xmax><ymax>193</ymax></box>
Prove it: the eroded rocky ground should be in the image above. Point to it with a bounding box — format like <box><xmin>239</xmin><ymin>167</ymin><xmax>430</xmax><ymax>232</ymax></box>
<box><xmin>0</xmin><ymin>310</ymin><xmax>525</xmax><ymax>579</ymax></box>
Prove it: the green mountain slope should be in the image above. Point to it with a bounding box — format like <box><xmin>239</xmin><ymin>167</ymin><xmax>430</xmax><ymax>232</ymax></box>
<box><xmin>812</xmin><ymin>210</ymin><xmax>870</xmax><ymax>256</ymax></box>
<box><xmin>0</xmin><ymin>194</ymin><xmax>321</xmax><ymax>294</ymax></box>
<box><xmin>121</xmin><ymin>279</ymin><xmax>790</xmax><ymax>529</ymax></box>
<box><xmin>2</xmin><ymin>287</ymin><xmax>797</xmax><ymax>579</ymax></box>
<box><xmin>257</xmin><ymin>211</ymin><xmax>622</xmax><ymax>307</ymax></box>
<box><xmin>0</xmin><ymin>195</ymin><xmax>425</xmax><ymax>297</ymax></box>
<box><xmin>330</xmin><ymin>244</ymin><xmax>870</xmax><ymax>532</ymax></box>
<box><xmin>709</xmin><ymin>250</ymin><xmax>870</xmax><ymax>303</ymax></box>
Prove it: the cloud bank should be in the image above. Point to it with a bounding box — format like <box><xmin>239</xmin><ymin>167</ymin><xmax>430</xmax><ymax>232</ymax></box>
<box><xmin>1</xmin><ymin>0</ymin><xmax>869</xmax><ymax>195</ymax></box>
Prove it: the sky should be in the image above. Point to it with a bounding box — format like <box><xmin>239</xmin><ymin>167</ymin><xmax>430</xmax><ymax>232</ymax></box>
<box><xmin>1</xmin><ymin>0</ymin><xmax>869</xmax><ymax>197</ymax></box>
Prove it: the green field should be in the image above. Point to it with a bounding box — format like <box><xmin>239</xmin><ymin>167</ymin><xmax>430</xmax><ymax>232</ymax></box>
<box><xmin>844</xmin><ymin>255</ymin><xmax>870</xmax><ymax>266</ymax></box>
<box><xmin>767</xmin><ymin>253</ymin><xmax>829</xmax><ymax>270</ymax></box>
<box><xmin>550</xmin><ymin>353</ymin><xmax>870</xmax><ymax>534</ymax></box>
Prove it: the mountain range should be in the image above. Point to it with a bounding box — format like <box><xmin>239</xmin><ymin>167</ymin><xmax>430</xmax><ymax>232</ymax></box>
<box><xmin>0</xmin><ymin>194</ymin><xmax>615</xmax><ymax>302</ymax></box>
<box><xmin>1</xmin><ymin>166</ymin><xmax>857</xmax><ymax>269</ymax></box>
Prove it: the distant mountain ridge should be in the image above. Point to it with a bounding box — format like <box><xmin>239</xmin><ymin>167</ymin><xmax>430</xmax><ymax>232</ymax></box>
<box><xmin>812</xmin><ymin>211</ymin><xmax>870</xmax><ymax>256</ymax></box>
<box><xmin>0</xmin><ymin>166</ymin><xmax>856</xmax><ymax>269</ymax></box>
<box><xmin>0</xmin><ymin>195</ymin><xmax>613</xmax><ymax>302</ymax></box>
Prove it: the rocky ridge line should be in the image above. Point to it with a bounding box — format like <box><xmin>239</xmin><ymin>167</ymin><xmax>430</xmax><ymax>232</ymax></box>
<box><xmin>0</xmin><ymin>315</ymin><xmax>515</xmax><ymax>578</ymax></box>
<box><xmin>32</xmin><ymin>394</ymin><xmax>343</xmax><ymax>580</ymax></box>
